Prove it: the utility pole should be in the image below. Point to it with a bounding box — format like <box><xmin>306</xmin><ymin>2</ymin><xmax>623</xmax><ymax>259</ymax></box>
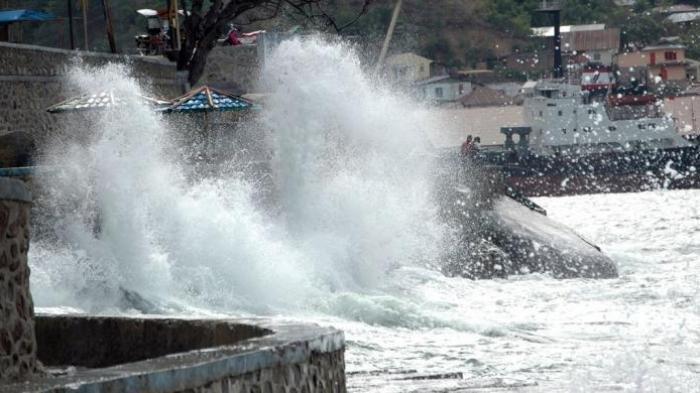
<box><xmin>101</xmin><ymin>0</ymin><xmax>117</xmax><ymax>53</ymax></box>
<box><xmin>67</xmin><ymin>0</ymin><xmax>75</xmax><ymax>50</ymax></box>
<box><xmin>375</xmin><ymin>0</ymin><xmax>403</xmax><ymax>72</ymax></box>
<box><xmin>81</xmin><ymin>0</ymin><xmax>89</xmax><ymax>50</ymax></box>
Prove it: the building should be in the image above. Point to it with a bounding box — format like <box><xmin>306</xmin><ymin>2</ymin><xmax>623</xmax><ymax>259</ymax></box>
<box><xmin>651</xmin><ymin>4</ymin><xmax>698</xmax><ymax>14</ymax></box>
<box><xmin>666</xmin><ymin>11</ymin><xmax>700</xmax><ymax>24</ymax></box>
<box><xmin>453</xmin><ymin>69</ymin><xmax>524</xmax><ymax>97</ymax></box>
<box><xmin>384</xmin><ymin>52</ymin><xmax>433</xmax><ymax>84</ymax></box>
<box><xmin>531</xmin><ymin>23</ymin><xmax>606</xmax><ymax>37</ymax></box>
<box><xmin>414</xmin><ymin>75</ymin><xmax>472</xmax><ymax>103</ymax></box>
<box><xmin>617</xmin><ymin>40</ymin><xmax>689</xmax><ymax>91</ymax></box>
<box><xmin>562</xmin><ymin>28</ymin><xmax>621</xmax><ymax>65</ymax></box>
<box><xmin>533</xmin><ymin>24</ymin><xmax>620</xmax><ymax>66</ymax></box>
<box><xmin>686</xmin><ymin>58</ymin><xmax>700</xmax><ymax>82</ymax></box>
<box><xmin>646</xmin><ymin>4</ymin><xmax>700</xmax><ymax>24</ymax></box>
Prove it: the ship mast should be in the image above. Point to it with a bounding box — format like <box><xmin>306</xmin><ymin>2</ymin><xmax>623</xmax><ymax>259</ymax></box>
<box><xmin>536</xmin><ymin>1</ymin><xmax>563</xmax><ymax>79</ymax></box>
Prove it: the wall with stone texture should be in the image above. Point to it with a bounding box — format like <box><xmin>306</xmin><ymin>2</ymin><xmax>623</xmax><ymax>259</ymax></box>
<box><xmin>0</xmin><ymin>42</ymin><xmax>181</xmax><ymax>141</ymax></box>
<box><xmin>2</xmin><ymin>316</ymin><xmax>346</xmax><ymax>392</ymax></box>
<box><xmin>0</xmin><ymin>178</ymin><xmax>36</xmax><ymax>381</ymax></box>
<box><xmin>191</xmin><ymin>351</ymin><xmax>345</xmax><ymax>393</ymax></box>
<box><xmin>198</xmin><ymin>44</ymin><xmax>261</xmax><ymax>94</ymax></box>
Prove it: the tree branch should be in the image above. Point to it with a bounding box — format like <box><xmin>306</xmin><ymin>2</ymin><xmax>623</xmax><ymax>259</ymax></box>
<box><xmin>178</xmin><ymin>0</ymin><xmax>376</xmax><ymax>84</ymax></box>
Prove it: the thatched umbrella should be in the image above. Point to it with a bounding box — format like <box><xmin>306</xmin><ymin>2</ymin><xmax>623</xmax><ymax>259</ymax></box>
<box><xmin>47</xmin><ymin>91</ymin><xmax>170</xmax><ymax>113</ymax></box>
<box><xmin>158</xmin><ymin>86</ymin><xmax>255</xmax><ymax>160</ymax></box>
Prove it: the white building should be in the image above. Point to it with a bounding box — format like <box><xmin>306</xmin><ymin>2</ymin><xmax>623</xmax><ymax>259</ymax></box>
<box><xmin>415</xmin><ymin>76</ymin><xmax>472</xmax><ymax>102</ymax></box>
<box><xmin>385</xmin><ymin>52</ymin><xmax>433</xmax><ymax>84</ymax></box>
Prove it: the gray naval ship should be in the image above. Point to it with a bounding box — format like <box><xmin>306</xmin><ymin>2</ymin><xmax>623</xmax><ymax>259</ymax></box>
<box><xmin>477</xmin><ymin>79</ymin><xmax>700</xmax><ymax>196</ymax></box>
<box><xmin>474</xmin><ymin>2</ymin><xmax>700</xmax><ymax>196</ymax></box>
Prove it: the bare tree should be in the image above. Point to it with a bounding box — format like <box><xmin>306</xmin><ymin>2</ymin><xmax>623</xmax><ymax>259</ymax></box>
<box><xmin>177</xmin><ymin>0</ymin><xmax>373</xmax><ymax>86</ymax></box>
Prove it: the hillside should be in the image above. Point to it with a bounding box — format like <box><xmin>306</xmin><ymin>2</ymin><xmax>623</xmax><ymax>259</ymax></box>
<box><xmin>5</xmin><ymin>0</ymin><xmax>700</xmax><ymax>67</ymax></box>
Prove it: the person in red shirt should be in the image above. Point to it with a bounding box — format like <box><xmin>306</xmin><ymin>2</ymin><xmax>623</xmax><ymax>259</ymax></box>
<box><xmin>226</xmin><ymin>25</ymin><xmax>241</xmax><ymax>46</ymax></box>
<box><xmin>461</xmin><ymin>135</ymin><xmax>475</xmax><ymax>158</ymax></box>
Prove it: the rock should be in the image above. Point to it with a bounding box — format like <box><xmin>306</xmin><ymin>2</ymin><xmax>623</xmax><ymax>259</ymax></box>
<box><xmin>438</xmin><ymin>160</ymin><xmax>618</xmax><ymax>279</ymax></box>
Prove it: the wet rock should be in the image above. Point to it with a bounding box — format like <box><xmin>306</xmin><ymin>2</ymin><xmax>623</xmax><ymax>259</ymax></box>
<box><xmin>440</xmin><ymin>166</ymin><xmax>618</xmax><ymax>279</ymax></box>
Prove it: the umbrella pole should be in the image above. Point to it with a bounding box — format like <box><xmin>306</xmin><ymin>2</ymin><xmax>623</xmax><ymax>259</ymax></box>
<box><xmin>204</xmin><ymin>111</ymin><xmax>210</xmax><ymax>162</ymax></box>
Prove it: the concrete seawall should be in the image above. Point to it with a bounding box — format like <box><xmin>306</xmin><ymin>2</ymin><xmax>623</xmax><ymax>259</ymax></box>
<box><xmin>0</xmin><ymin>42</ymin><xmax>180</xmax><ymax>140</ymax></box>
<box><xmin>2</xmin><ymin>316</ymin><xmax>346</xmax><ymax>393</ymax></box>
<box><xmin>0</xmin><ymin>176</ymin><xmax>347</xmax><ymax>393</ymax></box>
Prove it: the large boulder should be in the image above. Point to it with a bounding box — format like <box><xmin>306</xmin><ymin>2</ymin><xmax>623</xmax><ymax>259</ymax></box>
<box><xmin>440</xmin><ymin>163</ymin><xmax>617</xmax><ymax>280</ymax></box>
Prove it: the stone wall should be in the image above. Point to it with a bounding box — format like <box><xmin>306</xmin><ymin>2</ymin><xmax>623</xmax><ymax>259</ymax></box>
<box><xmin>0</xmin><ymin>178</ymin><xmax>36</xmax><ymax>381</ymax></box>
<box><xmin>192</xmin><ymin>351</ymin><xmax>345</xmax><ymax>393</ymax></box>
<box><xmin>0</xmin><ymin>42</ymin><xmax>181</xmax><ymax>141</ymax></box>
<box><xmin>198</xmin><ymin>44</ymin><xmax>262</xmax><ymax>94</ymax></box>
<box><xmin>2</xmin><ymin>316</ymin><xmax>346</xmax><ymax>392</ymax></box>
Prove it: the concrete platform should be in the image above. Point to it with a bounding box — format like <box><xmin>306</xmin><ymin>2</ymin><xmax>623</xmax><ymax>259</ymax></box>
<box><xmin>0</xmin><ymin>315</ymin><xmax>346</xmax><ymax>393</ymax></box>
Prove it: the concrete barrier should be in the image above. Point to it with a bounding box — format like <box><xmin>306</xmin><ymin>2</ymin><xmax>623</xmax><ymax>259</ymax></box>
<box><xmin>1</xmin><ymin>315</ymin><xmax>346</xmax><ymax>393</ymax></box>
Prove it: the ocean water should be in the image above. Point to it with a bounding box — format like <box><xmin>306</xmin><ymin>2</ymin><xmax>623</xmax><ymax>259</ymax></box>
<box><xmin>337</xmin><ymin>189</ymin><xmax>700</xmax><ymax>392</ymax></box>
<box><xmin>27</xmin><ymin>37</ymin><xmax>700</xmax><ymax>392</ymax></box>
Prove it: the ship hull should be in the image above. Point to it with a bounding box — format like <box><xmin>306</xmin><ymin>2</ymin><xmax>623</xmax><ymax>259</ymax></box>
<box><xmin>479</xmin><ymin>145</ymin><xmax>700</xmax><ymax>197</ymax></box>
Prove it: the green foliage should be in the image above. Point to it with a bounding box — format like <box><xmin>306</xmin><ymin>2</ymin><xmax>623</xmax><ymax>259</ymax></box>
<box><xmin>425</xmin><ymin>38</ymin><xmax>463</xmax><ymax>68</ymax></box>
<box><xmin>483</xmin><ymin>0</ymin><xmax>541</xmax><ymax>37</ymax></box>
<box><xmin>495</xmin><ymin>67</ymin><xmax>528</xmax><ymax>82</ymax></box>
<box><xmin>618</xmin><ymin>12</ymin><xmax>667</xmax><ymax>48</ymax></box>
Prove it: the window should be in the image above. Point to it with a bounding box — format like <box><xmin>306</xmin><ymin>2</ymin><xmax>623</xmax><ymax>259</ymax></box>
<box><xmin>608</xmin><ymin>126</ymin><xmax>617</xmax><ymax>131</ymax></box>
<box><xmin>558</xmin><ymin>110</ymin><xmax>563</xmax><ymax>116</ymax></box>
<box><xmin>593</xmin><ymin>53</ymin><xmax>601</xmax><ymax>61</ymax></box>
<box><xmin>539</xmin><ymin>111</ymin><xmax>543</xmax><ymax>117</ymax></box>
<box><xmin>435</xmin><ymin>87</ymin><xmax>443</xmax><ymax>98</ymax></box>
<box><xmin>638</xmin><ymin>124</ymin><xmax>646</xmax><ymax>130</ymax></box>
<box><xmin>665</xmin><ymin>51</ymin><xmax>677</xmax><ymax>61</ymax></box>
<box><xmin>588</xmin><ymin>109</ymin><xmax>596</xmax><ymax>115</ymax></box>
<box><xmin>419</xmin><ymin>64</ymin><xmax>425</xmax><ymax>73</ymax></box>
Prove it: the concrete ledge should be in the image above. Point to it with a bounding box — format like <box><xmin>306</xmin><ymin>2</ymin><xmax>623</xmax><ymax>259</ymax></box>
<box><xmin>0</xmin><ymin>315</ymin><xmax>346</xmax><ymax>393</ymax></box>
<box><xmin>0</xmin><ymin>42</ymin><xmax>174</xmax><ymax>66</ymax></box>
<box><xmin>0</xmin><ymin>75</ymin><xmax>178</xmax><ymax>85</ymax></box>
<box><xmin>0</xmin><ymin>177</ymin><xmax>31</xmax><ymax>203</ymax></box>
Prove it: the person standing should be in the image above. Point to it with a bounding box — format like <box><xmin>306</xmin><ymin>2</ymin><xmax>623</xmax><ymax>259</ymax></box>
<box><xmin>461</xmin><ymin>135</ymin><xmax>474</xmax><ymax>157</ymax></box>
